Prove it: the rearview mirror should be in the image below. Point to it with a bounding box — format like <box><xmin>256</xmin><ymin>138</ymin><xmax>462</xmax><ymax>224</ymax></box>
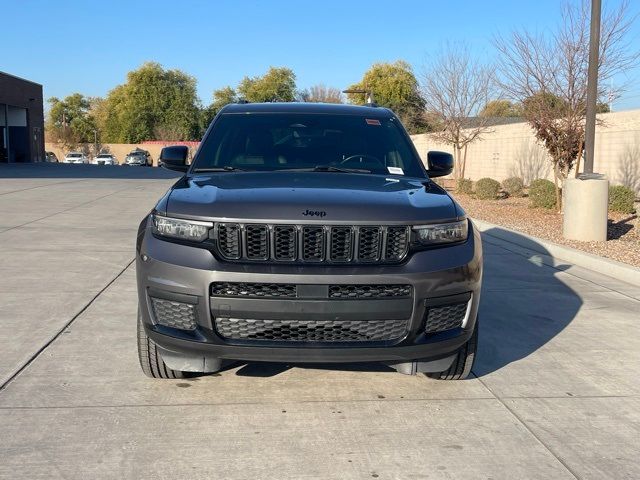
<box><xmin>159</xmin><ymin>146</ymin><xmax>189</xmax><ymax>172</ymax></box>
<box><xmin>426</xmin><ymin>151</ymin><xmax>454</xmax><ymax>178</ymax></box>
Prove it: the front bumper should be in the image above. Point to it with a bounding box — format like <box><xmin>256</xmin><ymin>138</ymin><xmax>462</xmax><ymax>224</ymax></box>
<box><xmin>136</xmin><ymin>218</ymin><xmax>483</xmax><ymax>366</ymax></box>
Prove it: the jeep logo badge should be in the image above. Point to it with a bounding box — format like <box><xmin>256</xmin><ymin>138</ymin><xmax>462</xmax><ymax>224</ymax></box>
<box><xmin>302</xmin><ymin>209</ymin><xmax>326</xmax><ymax>217</ymax></box>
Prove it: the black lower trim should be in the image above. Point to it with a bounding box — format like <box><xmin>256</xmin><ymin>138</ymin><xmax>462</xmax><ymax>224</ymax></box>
<box><xmin>146</xmin><ymin>322</ymin><xmax>474</xmax><ymax>364</ymax></box>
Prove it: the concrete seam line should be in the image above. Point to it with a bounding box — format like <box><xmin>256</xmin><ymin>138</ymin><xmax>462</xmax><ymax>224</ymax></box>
<box><xmin>0</xmin><ymin>258</ymin><xmax>135</xmax><ymax>394</ymax></box>
<box><xmin>0</xmin><ymin>394</ymin><xmax>635</xmax><ymax>411</ymax></box>
<box><xmin>472</xmin><ymin>374</ymin><xmax>582</xmax><ymax>480</ymax></box>
<box><xmin>473</xmin><ymin>218</ymin><xmax>640</xmax><ymax>288</ymax></box>
<box><xmin>0</xmin><ymin>397</ymin><xmax>502</xmax><ymax>410</ymax></box>
<box><xmin>0</xmin><ymin>179</ymin><xmax>89</xmax><ymax>197</ymax></box>
<box><xmin>0</xmin><ymin>185</ymin><xmax>134</xmax><ymax>235</ymax></box>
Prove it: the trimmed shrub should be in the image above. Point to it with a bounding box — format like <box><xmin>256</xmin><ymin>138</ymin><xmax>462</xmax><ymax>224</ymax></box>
<box><xmin>609</xmin><ymin>185</ymin><xmax>636</xmax><ymax>214</ymax></box>
<box><xmin>529</xmin><ymin>179</ymin><xmax>557</xmax><ymax>209</ymax></box>
<box><xmin>502</xmin><ymin>176</ymin><xmax>525</xmax><ymax>197</ymax></box>
<box><xmin>456</xmin><ymin>178</ymin><xmax>473</xmax><ymax>194</ymax></box>
<box><xmin>475</xmin><ymin>177</ymin><xmax>501</xmax><ymax>200</ymax></box>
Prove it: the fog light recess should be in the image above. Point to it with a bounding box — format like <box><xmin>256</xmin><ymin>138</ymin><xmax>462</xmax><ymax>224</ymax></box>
<box><xmin>424</xmin><ymin>302</ymin><xmax>469</xmax><ymax>333</ymax></box>
<box><xmin>150</xmin><ymin>297</ymin><xmax>198</xmax><ymax>330</ymax></box>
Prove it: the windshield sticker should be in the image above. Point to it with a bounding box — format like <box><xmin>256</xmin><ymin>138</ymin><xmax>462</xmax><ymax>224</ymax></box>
<box><xmin>365</xmin><ymin>119</ymin><xmax>381</xmax><ymax>126</ymax></box>
<box><xmin>387</xmin><ymin>166</ymin><xmax>404</xmax><ymax>175</ymax></box>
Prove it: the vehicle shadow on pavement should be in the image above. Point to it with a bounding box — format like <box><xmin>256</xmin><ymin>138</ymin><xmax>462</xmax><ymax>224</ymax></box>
<box><xmin>233</xmin><ymin>361</ymin><xmax>395</xmax><ymax>377</ymax></box>
<box><xmin>0</xmin><ymin>163</ymin><xmax>182</xmax><ymax>180</ymax></box>
<box><xmin>472</xmin><ymin>228</ymin><xmax>582</xmax><ymax>377</ymax></box>
<box><xmin>224</xmin><ymin>228</ymin><xmax>583</xmax><ymax>379</ymax></box>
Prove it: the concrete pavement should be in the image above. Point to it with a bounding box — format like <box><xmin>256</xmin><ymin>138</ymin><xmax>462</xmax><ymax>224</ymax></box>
<box><xmin>0</xmin><ymin>164</ymin><xmax>638</xmax><ymax>479</ymax></box>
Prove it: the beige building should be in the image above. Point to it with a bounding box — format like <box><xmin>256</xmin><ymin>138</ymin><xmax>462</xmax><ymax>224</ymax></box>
<box><xmin>410</xmin><ymin>109</ymin><xmax>640</xmax><ymax>193</ymax></box>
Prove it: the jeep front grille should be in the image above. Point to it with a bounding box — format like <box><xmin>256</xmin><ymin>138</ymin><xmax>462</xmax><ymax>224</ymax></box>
<box><xmin>214</xmin><ymin>224</ymin><xmax>409</xmax><ymax>264</ymax></box>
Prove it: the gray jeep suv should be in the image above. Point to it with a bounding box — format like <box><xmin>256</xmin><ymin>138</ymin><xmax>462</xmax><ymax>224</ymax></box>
<box><xmin>136</xmin><ymin>103</ymin><xmax>482</xmax><ymax>380</ymax></box>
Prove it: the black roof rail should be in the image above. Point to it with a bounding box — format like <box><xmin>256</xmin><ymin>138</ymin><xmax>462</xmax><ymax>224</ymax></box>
<box><xmin>236</xmin><ymin>98</ymin><xmax>249</xmax><ymax>104</ymax></box>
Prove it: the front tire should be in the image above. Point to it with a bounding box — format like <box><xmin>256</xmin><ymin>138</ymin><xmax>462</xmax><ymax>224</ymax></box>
<box><xmin>427</xmin><ymin>320</ymin><xmax>478</xmax><ymax>380</ymax></box>
<box><xmin>137</xmin><ymin>311</ymin><xmax>185</xmax><ymax>379</ymax></box>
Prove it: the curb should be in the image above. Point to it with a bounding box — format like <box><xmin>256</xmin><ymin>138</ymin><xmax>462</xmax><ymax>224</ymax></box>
<box><xmin>472</xmin><ymin>218</ymin><xmax>640</xmax><ymax>288</ymax></box>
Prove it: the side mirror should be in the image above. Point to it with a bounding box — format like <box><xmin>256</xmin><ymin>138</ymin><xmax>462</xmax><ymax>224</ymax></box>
<box><xmin>426</xmin><ymin>151</ymin><xmax>454</xmax><ymax>178</ymax></box>
<box><xmin>159</xmin><ymin>146</ymin><xmax>189</xmax><ymax>172</ymax></box>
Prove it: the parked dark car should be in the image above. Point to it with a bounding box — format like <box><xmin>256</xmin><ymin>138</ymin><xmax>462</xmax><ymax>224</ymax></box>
<box><xmin>136</xmin><ymin>103</ymin><xmax>482</xmax><ymax>380</ymax></box>
<box><xmin>44</xmin><ymin>151</ymin><xmax>58</xmax><ymax>163</ymax></box>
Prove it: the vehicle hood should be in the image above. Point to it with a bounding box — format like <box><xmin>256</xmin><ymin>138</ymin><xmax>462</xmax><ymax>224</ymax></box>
<box><xmin>163</xmin><ymin>172</ymin><xmax>459</xmax><ymax>223</ymax></box>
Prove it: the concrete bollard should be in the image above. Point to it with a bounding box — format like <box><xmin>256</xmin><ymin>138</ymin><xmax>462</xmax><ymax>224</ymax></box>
<box><xmin>563</xmin><ymin>174</ymin><xmax>609</xmax><ymax>242</ymax></box>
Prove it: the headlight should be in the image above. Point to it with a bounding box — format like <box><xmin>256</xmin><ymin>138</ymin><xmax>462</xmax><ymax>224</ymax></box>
<box><xmin>152</xmin><ymin>215</ymin><xmax>212</xmax><ymax>242</ymax></box>
<box><xmin>412</xmin><ymin>220</ymin><xmax>468</xmax><ymax>246</ymax></box>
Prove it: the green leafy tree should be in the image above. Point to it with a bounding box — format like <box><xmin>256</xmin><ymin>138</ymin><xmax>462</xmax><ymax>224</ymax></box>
<box><xmin>211</xmin><ymin>86</ymin><xmax>238</xmax><ymax>111</ymax></box>
<box><xmin>200</xmin><ymin>86</ymin><xmax>238</xmax><ymax>133</ymax></box>
<box><xmin>237</xmin><ymin>67</ymin><xmax>297</xmax><ymax>103</ymax></box>
<box><xmin>479</xmin><ymin>100</ymin><xmax>522</xmax><ymax>117</ymax></box>
<box><xmin>46</xmin><ymin>93</ymin><xmax>96</xmax><ymax>149</ymax></box>
<box><xmin>98</xmin><ymin>62</ymin><xmax>201</xmax><ymax>143</ymax></box>
<box><xmin>346</xmin><ymin>61</ymin><xmax>427</xmax><ymax>134</ymax></box>
<box><xmin>96</xmin><ymin>85</ymin><xmax>127</xmax><ymax>143</ymax></box>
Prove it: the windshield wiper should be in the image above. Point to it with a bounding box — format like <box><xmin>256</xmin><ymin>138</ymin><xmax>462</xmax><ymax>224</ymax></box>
<box><xmin>192</xmin><ymin>166</ymin><xmax>248</xmax><ymax>172</ymax></box>
<box><xmin>281</xmin><ymin>165</ymin><xmax>371</xmax><ymax>174</ymax></box>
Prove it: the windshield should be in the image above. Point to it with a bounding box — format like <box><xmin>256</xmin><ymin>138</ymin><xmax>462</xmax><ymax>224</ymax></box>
<box><xmin>97</xmin><ymin>154</ymin><xmax>111</xmax><ymax>158</ymax></box>
<box><xmin>192</xmin><ymin>113</ymin><xmax>426</xmax><ymax>177</ymax></box>
<box><xmin>68</xmin><ymin>153</ymin><xmax>81</xmax><ymax>158</ymax></box>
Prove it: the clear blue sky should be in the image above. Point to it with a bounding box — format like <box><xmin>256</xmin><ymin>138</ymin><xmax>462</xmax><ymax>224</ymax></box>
<box><xmin>3</xmin><ymin>0</ymin><xmax>640</xmax><ymax>110</ymax></box>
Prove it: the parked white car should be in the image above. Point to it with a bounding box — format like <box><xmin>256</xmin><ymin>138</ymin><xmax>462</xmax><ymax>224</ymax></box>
<box><xmin>63</xmin><ymin>152</ymin><xmax>89</xmax><ymax>164</ymax></box>
<box><xmin>124</xmin><ymin>149</ymin><xmax>152</xmax><ymax>166</ymax></box>
<box><xmin>93</xmin><ymin>153</ymin><xmax>118</xmax><ymax>165</ymax></box>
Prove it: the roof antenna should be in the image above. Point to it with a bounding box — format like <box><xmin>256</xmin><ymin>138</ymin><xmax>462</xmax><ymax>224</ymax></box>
<box><xmin>342</xmin><ymin>88</ymin><xmax>376</xmax><ymax>107</ymax></box>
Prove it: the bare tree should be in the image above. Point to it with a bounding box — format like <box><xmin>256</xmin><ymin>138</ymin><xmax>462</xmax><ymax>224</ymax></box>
<box><xmin>300</xmin><ymin>84</ymin><xmax>343</xmax><ymax>103</ymax></box>
<box><xmin>421</xmin><ymin>45</ymin><xmax>497</xmax><ymax>179</ymax></box>
<box><xmin>495</xmin><ymin>0</ymin><xmax>638</xmax><ymax>208</ymax></box>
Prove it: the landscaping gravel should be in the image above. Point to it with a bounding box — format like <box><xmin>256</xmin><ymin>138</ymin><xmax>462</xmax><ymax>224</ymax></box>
<box><xmin>454</xmin><ymin>193</ymin><xmax>640</xmax><ymax>268</ymax></box>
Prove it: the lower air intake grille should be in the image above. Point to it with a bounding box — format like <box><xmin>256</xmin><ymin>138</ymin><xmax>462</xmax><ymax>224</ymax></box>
<box><xmin>424</xmin><ymin>302</ymin><xmax>468</xmax><ymax>333</ymax></box>
<box><xmin>151</xmin><ymin>297</ymin><xmax>197</xmax><ymax>330</ymax></box>
<box><xmin>329</xmin><ymin>284</ymin><xmax>412</xmax><ymax>299</ymax></box>
<box><xmin>211</xmin><ymin>282</ymin><xmax>296</xmax><ymax>298</ymax></box>
<box><xmin>215</xmin><ymin>318</ymin><xmax>409</xmax><ymax>342</ymax></box>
